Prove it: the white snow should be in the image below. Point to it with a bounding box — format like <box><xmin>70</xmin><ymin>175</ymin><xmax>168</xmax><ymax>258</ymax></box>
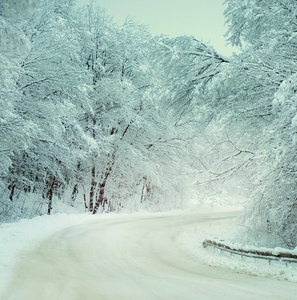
<box><xmin>0</xmin><ymin>213</ymin><xmax>96</xmax><ymax>295</ymax></box>
<box><xmin>180</xmin><ymin>214</ymin><xmax>297</xmax><ymax>283</ymax></box>
<box><xmin>1</xmin><ymin>209</ymin><xmax>297</xmax><ymax>299</ymax></box>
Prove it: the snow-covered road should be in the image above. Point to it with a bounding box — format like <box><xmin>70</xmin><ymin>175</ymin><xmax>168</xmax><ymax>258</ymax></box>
<box><xmin>2</xmin><ymin>210</ymin><xmax>297</xmax><ymax>300</ymax></box>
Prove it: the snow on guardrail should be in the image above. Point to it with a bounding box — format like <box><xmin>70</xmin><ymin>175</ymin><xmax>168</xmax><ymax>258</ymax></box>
<box><xmin>203</xmin><ymin>239</ymin><xmax>297</xmax><ymax>265</ymax></box>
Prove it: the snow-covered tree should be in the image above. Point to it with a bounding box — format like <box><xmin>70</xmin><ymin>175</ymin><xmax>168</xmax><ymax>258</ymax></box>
<box><xmin>6</xmin><ymin>0</ymin><xmax>297</xmax><ymax>234</ymax></box>
<box><xmin>74</xmin><ymin>7</ymin><xmax>174</xmax><ymax>213</ymax></box>
<box><xmin>224</xmin><ymin>0</ymin><xmax>297</xmax><ymax>83</ymax></box>
<box><xmin>154</xmin><ymin>36</ymin><xmax>229</xmax><ymax>123</ymax></box>
<box><xmin>1</xmin><ymin>0</ymin><xmax>91</xmax><ymax>219</ymax></box>
<box><xmin>239</xmin><ymin>74</ymin><xmax>297</xmax><ymax>248</ymax></box>
<box><xmin>224</xmin><ymin>0</ymin><xmax>297</xmax><ymax>248</ymax></box>
<box><xmin>0</xmin><ymin>0</ymin><xmax>40</xmax><ymax>218</ymax></box>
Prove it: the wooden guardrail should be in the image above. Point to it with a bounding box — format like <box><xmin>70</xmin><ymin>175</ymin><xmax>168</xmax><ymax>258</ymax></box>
<box><xmin>203</xmin><ymin>239</ymin><xmax>297</xmax><ymax>264</ymax></box>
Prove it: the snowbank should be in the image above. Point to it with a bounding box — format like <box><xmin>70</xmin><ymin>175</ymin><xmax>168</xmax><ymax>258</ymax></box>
<box><xmin>180</xmin><ymin>217</ymin><xmax>297</xmax><ymax>282</ymax></box>
<box><xmin>0</xmin><ymin>213</ymin><xmax>97</xmax><ymax>295</ymax></box>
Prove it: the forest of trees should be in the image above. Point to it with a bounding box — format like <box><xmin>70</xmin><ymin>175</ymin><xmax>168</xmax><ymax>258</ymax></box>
<box><xmin>1</xmin><ymin>0</ymin><xmax>297</xmax><ymax>249</ymax></box>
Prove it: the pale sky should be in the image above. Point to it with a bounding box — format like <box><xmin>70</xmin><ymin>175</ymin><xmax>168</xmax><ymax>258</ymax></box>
<box><xmin>77</xmin><ymin>0</ymin><xmax>237</xmax><ymax>57</ymax></box>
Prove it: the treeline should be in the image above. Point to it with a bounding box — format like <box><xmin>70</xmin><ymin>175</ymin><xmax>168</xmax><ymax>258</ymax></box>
<box><xmin>1</xmin><ymin>0</ymin><xmax>297</xmax><ymax>249</ymax></box>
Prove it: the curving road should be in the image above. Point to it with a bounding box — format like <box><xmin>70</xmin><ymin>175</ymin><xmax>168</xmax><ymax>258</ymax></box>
<box><xmin>3</xmin><ymin>210</ymin><xmax>297</xmax><ymax>300</ymax></box>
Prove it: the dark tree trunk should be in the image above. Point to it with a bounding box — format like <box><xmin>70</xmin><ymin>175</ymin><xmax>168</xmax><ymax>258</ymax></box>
<box><xmin>8</xmin><ymin>182</ymin><xmax>16</xmax><ymax>202</ymax></box>
<box><xmin>47</xmin><ymin>176</ymin><xmax>55</xmax><ymax>215</ymax></box>
<box><xmin>92</xmin><ymin>123</ymin><xmax>130</xmax><ymax>214</ymax></box>
<box><xmin>93</xmin><ymin>165</ymin><xmax>113</xmax><ymax>214</ymax></box>
<box><xmin>83</xmin><ymin>192</ymin><xmax>88</xmax><ymax>211</ymax></box>
<box><xmin>89</xmin><ymin>116</ymin><xmax>97</xmax><ymax>212</ymax></box>
<box><xmin>70</xmin><ymin>184</ymin><xmax>78</xmax><ymax>207</ymax></box>
<box><xmin>89</xmin><ymin>166</ymin><xmax>96</xmax><ymax>212</ymax></box>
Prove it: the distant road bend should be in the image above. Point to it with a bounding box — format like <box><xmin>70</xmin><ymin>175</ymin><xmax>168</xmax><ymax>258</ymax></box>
<box><xmin>3</xmin><ymin>210</ymin><xmax>297</xmax><ymax>300</ymax></box>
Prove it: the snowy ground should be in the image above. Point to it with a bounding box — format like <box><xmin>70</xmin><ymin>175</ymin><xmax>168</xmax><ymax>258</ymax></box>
<box><xmin>0</xmin><ymin>213</ymin><xmax>96</xmax><ymax>295</ymax></box>
<box><xmin>180</xmin><ymin>213</ymin><xmax>297</xmax><ymax>283</ymax></box>
<box><xmin>1</xmin><ymin>209</ymin><xmax>297</xmax><ymax>299</ymax></box>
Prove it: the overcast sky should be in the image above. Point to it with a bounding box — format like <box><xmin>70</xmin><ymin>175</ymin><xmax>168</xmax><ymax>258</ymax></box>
<box><xmin>76</xmin><ymin>0</ymin><xmax>237</xmax><ymax>57</ymax></box>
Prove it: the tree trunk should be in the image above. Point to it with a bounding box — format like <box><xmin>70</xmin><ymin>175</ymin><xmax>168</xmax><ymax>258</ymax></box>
<box><xmin>140</xmin><ymin>177</ymin><xmax>150</xmax><ymax>204</ymax></box>
<box><xmin>92</xmin><ymin>123</ymin><xmax>130</xmax><ymax>214</ymax></box>
<box><xmin>83</xmin><ymin>192</ymin><xmax>88</xmax><ymax>211</ymax></box>
<box><xmin>70</xmin><ymin>184</ymin><xmax>78</xmax><ymax>207</ymax></box>
<box><xmin>8</xmin><ymin>182</ymin><xmax>16</xmax><ymax>201</ymax></box>
<box><xmin>93</xmin><ymin>171</ymin><xmax>110</xmax><ymax>214</ymax></box>
<box><xmin>89</xmin><ymin>166</ymin><xmax>96</xmax><ymax>212</ymax></box>
<box><xmin>89</xmin><ymin>116</ymin><xmax>97</xmax><ymax>212</ymax></box>
<box><xmin>47</xmin><ymin>176</ymin><xmax>55</xmax><ymax>215</ymax></box>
